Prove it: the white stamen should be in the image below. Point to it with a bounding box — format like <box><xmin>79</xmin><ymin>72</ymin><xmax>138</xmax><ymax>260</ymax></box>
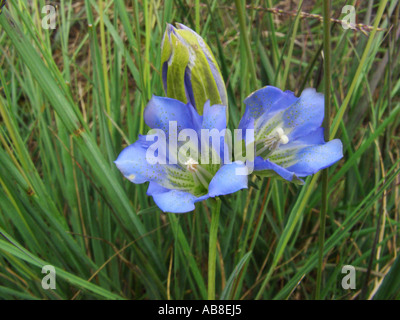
<box><xmin>275</xmin><ymin>127</ymin><xmax>284</xmax><ymax>137</ymax></box>
<box><xmin>275</xmin><ymin>127</ymin><xmax>289</xmax><ymax>145</ymax></box>
<box><xmin>280</xmin><ymin>134</ymin><xmax>289</xmax><ymax>145</ymax></box>
<box><xmin>184</xmin><ymin>157</ymin><xmax>198</xmax><ymax>172</ymax></box>
<box><xmin>257</xmin><ymin>127</ymin><xmax>290</xmax><ymax>156</ymax></box>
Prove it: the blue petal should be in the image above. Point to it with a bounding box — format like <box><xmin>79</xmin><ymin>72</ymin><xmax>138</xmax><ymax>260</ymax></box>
<box><xmin>200</xmin><ymin>101</ymin><xmax>229</xmax><ymax>161</ymax></box>
<box><xmin>184</xmin><ymin>67</ymin><xmax>196</xmax><ymax>108</ymax></box>
<box><xmin>144</xmin><ymin>96</ymin><xmax>202</xmax><ymax>136</ymax></box>
<box><xmin>269</xmin><ymin>128</ymin><xmax>326</xmax><ymax>166</ymax></box>
<box><xmin>239</xmin><ymin>87</ymin><xmax>298</xmax><ymax>142</ymax></box>
<box><xmin>271</xmin><ymin>127</ymin><xmax>325</xmax><ymax>157</ymax></box>
<box><xmin>146</xmin><ymin>181</ymin><xmax>169</xmax><ymax>196</ymax></box>
<box><xmin>242</xmin><ymin>86</ymin><xmax>298</xmax><ymax>121</ymax></box>
<box><xmin>292</xmin><ymin>127</ymin><xmax>325</xmax><ymax>146</ymax></box>
<box><xmin>286</xmin><ymin>139</ymin><xmax>343</xmax><ymax>176</ymax></box>
<box><xmin>283</xmin><ymin>88</ymin><xmax>324</xmax><ymax>140</ymax></box>
<box><xmin>254</xmin><ymin>156</ymin><xmax>299</xmax><ymax>182</ymax></box>
<box><xmin>162</xmin><ymin>62</ymin><xmax>168</xmax><ymax>94</ymax></box>
<box><xmin>150</xmin><ymin>188</ymin><xmax>209</xmax><ymax>213</ymax></box>
<box><xmin>238</xmin><ymin>108</ymin><xmax>254</xmax><ymax>131</ymax></box>
<box><xmin>208</xmin><ymin>162</ymin><xmax>248</xmax><ymax>197</ymax></box>
<box><xmin>152</xmin><ymin>190</ymin><xmax>197</xmax><ymax>213</ymax></box>
<box><xmin>238</xmin><ymin>113</ymin><xmax>255</xmax><ymax>145</ymax></box>
<box><xmin>202</xmin><ymin>101</ymin><xmax>227</xmax><ymax>131</ymax></box>
<box><xmin>114</xmin><ymin>135</ymin><xmax>166</xmax><ymax>184</ymax></box>
<box><xmin>147</xmin><ymin>181</ymin><xmax>210</xmax><ymax>213</ymax></box>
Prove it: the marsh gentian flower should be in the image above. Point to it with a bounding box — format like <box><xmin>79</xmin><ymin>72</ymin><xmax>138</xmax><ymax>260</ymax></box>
<box><xmin>161</xmin><ymin>23</ymin><xmax>228</xmax><ymax>115</ymax></box>
<box><xmin>239</xmin><ymin>86</ymin><xmax>343</xmax><ymax>184</ymax></box>
<box><xmin>115</xmin><ymin>96</ymin><xmax>247</xmax><ymax>213</ymax></box>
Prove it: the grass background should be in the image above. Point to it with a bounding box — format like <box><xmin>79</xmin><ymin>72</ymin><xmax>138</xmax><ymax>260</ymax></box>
<box><xmin>0</xmin><ymin>0</ymin><xmax>399</xmax><ymax>300</ymax></box>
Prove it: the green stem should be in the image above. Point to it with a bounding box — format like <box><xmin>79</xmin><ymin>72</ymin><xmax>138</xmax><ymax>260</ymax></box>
<box><xmin>195</xmin><ymin>0</ymin><xmax>200</xmax><ymax>33</ymax></box>
<box><xmin>98</xmin><ymin>0</ymin><xmax>111</xmax><ymax>132</ymax></box>
<box><xmin>281</xmin><ymin>0</ymin><xmax>303</xmax><ymax>89</ymax></box>
<box><xmin>208</xmin><ymin>197</ymin><xmax>221</xmax><ymax>300</ymax></box>
<box><xmin>316</xmin><ymin>0</ymin><xmax>331</xmax><ymax>300</ymax></box>
<box><xmin>234</xmin><ymin>0</ymin><xmax>258</xmax><ymax>89</ymax></box>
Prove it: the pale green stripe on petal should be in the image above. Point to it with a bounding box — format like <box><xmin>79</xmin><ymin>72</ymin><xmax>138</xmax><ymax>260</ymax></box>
<box><xmin>166</xmin><ymin>32</ymin><xmax>190</xmax><ymax>104</ymax></box>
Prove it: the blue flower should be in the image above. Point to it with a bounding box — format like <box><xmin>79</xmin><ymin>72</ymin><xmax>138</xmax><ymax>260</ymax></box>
<box><xmin>115</xmin><ymin>96</ymin><xmax>248</xmax><ymax>213</ymax></box>
<box><xmin>239</xmin><ymin>86</ymin><xmax>343</xmax><ymax>184</ymax></box>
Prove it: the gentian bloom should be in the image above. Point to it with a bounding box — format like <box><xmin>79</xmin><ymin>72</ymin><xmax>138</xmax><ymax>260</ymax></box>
<box><xmin>161</xmin><ymin>23</ymin><xmax>228</xmax><ymax>115</ymax></box>
<box><xmin>239</xmin><ymin>86</ymin><xmax>343</xmax><ymax>184</ymax></box>
<box><xmin>115</xmin><ymin>96</ymin><xmax>247</xmax><ymax>213</ymax></box>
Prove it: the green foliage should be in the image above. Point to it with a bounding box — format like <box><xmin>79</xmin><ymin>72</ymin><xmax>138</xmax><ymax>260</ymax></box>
<box><xmin>0</xmin><ymin>0</ymin><xmax>399</xmax><ymax>300</ymax></box>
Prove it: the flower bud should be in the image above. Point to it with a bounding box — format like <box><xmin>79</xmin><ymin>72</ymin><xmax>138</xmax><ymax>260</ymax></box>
<box><xmin>161</xmin><ymin>23</ymin><xmax>228</xmax><ymax>115</ymax></box>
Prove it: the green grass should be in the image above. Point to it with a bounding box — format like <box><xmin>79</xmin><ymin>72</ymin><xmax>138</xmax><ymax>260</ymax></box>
<box><xmin>0</xmin><ymin>0</ymin><xmax>399</xmax><ymax>300</ymax></box>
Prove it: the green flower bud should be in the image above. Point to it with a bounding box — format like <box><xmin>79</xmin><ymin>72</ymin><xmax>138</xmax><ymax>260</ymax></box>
<box><xmin>161</xmin><ymin>23</ymin><xmax>228</xmax><ymax>115</ymax></box>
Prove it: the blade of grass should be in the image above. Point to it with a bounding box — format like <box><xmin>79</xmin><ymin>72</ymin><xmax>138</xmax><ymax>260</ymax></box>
<box><xmin>315</xmin><ymin>0</ymin><xmax>331</xmax><ymax>300</ymax></box>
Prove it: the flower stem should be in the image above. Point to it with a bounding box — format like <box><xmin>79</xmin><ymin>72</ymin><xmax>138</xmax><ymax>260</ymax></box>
<box><xmin>234</xmin><ymin>0</ymin><xmax>258</xmax><ymax>89</ymax></box>
<box><xmin>316</xmin><ymin>0</ymin><xmax>331</xmax><ymax>300</ymax></box>
<box><xmin>195</xmin><ymin>0</ymin><xmax>200</xmax><ymax>33</ymax></box>
<box><xmin>208</xmin><ymin>197</ymin><xmax>221</xmax><ymax>300</ymax></box>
